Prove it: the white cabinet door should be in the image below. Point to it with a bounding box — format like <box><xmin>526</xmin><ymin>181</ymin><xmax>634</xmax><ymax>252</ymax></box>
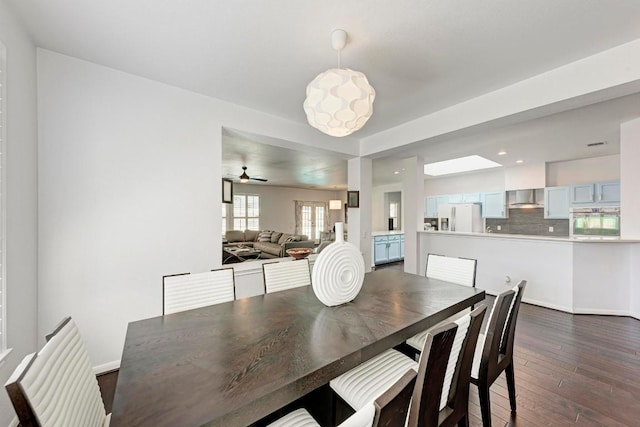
<box><xmin>447</xmin><ymin>193</ymin><xmax>463</xmax><ymax>203</ymax></box>
<box><xmin>374</xmin><ymin>236</ymin><xmax>389</xmax><ymax>265</ymax></box>
<box><xmin>544</xmin><ymin>186</ymin><xmax>570</xmax><ymax>219</ymax></box>
<box><xmin>462</xmin><ymin>192</ymin><xmax>481</xmax><ymax>203</ymax></box>
<box><xmin>597</xmin><ymin>181</ymin><xmax>620</xmax><ymax>204</ymax></box>
<box><xmin>400</xmin><ymin>235</ymin><xmax>405</xmax><ymax>259</ymax></box>
<box><xmin>571</xmin><ymin>181</ymin><xmax>620</xmax><ymax>205</ymax></box>
<box><xmin>482</xmin><ymin>192</ymin><xmax>507</xmax><ymax>218</ymax></box>
<box><xmin>388</xmin><ymin>235</ymin><xmax>402</xmax><ymax>261</ymax></box>
<box><xmin>571</xmin><ymin>183</ymin><xmax>595</xmax><ymax>204</ymax></box>
<box><xmin>424</xmin><ymin>196</ymin><xmax>438</xmax><ymax>217</ymax></box>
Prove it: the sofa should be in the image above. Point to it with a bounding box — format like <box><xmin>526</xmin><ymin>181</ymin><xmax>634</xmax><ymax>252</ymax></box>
<box><xmin>224</xmin><ymin>229</ymin><xmax>315</xmax><ymax>259</ymax></box>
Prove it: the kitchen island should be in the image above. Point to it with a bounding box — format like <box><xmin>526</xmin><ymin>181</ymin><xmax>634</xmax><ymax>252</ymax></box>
<box><xmin>419</xmin><ymin>231</ymin><xmax>640</xmax><ymax>319</ymax></box>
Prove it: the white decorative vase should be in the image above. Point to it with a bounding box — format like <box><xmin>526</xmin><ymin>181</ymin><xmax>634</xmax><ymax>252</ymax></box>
<box><xmin>312</xmin><ymin>222</ymin><xmax>365</xmax><ymax>306</ymax></box>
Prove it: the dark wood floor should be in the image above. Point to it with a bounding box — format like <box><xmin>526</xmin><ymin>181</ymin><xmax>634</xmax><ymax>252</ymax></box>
<box><xmin>99</xmin><ymin>263</ymin><xmax>640</xmax><ymax>426</ymax></box>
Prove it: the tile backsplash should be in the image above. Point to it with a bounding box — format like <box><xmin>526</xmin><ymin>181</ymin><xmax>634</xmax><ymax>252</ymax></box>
<box><xmin>485</xmin><ymin>208</ymin><xmax>569</xmax><ymax>236</ymax></box>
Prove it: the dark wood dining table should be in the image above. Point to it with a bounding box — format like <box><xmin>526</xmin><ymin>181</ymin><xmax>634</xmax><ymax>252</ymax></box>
<box><xmin>110</xmin><ymin>269</ymin><xmax>485</xmax><ymax>427</ymax></box>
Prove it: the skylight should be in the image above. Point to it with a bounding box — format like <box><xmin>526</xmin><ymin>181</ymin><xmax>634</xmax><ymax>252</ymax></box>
<box><xmin>424</xmin><ymin>155</ymin><xmax>502</xmax><ymax>176</ymax></box>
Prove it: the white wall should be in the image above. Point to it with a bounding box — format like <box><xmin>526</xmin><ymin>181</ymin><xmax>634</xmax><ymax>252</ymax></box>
<box><xmin>419</xmin><ymin>233</ymin><xmax>574</xmax><ymax>312</ymax></box>
<box><xmin>372</xmin><ymin>183</ymin><xmax>402</xmax><ymax>231</ymax></box>
<box><xmin>36</xmin><ymin>49</ymin><xmax>357</xmax><ymax>369</ymax></box>
<box><xmin>631</xmin><ymin>244</ymin><xmax>640</xmax><ymax>319</ymax></box>
<box><xmin>572</xmin><ymin>243</ymin><xmax>631</xmax><ymax>315</ymax></box>
<box><xmin>423</xmin><ymin>168</ymin><xmax>505</xmax><ymax>196</ymax></box>
<box><xmin>620</xmin><ymin>118</ymin><xmax>640</xmax><ymax>239</ymax></box>
<box><xmin>546</xmin><ymin>154</ymin><xmax>620</xmax><ymax>186</ymax></box>
<box><xmin>233</xmin><ymin>184</ymin><xmax>344</xmax><ymax>234</ymax></box>
<box><xmin>0</xmin><ymin>1</ymin><xmax>39</xmax><ymax>424</ymax></box>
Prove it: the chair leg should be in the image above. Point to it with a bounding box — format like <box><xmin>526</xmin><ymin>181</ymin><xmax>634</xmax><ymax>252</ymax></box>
<box><xmin>505</xmin><ymin>362</ymin><xmax>517</xmax><ymax>414</ymax></box>
<box><xmin>477</xmin><ymin>383</ymin><xmax>492</xmax><ymax>427</ymax></box>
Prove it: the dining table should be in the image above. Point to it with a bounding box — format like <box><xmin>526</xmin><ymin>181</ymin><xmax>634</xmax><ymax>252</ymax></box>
<box><xmin>110</xmin><ymin>269</ymin><xmax>485</xmax><ymax>427</ymax></box>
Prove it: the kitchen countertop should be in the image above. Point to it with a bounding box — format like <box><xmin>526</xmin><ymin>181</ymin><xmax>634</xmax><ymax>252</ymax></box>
<box><xmin>372</xmin><ymin>230</ymin><xmax>404</xmax><ymax>236</ymax></box>
<box><xmin>419</xmin><ymin>230</ymin><xmax>640</xmax><ymax>243</ymax></box>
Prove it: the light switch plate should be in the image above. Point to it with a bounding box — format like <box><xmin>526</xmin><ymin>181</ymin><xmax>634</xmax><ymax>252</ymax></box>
<box><xmin>549</xmin><ymin>226</ymin><xmax>554</xmax><ymax>232</ymax></box>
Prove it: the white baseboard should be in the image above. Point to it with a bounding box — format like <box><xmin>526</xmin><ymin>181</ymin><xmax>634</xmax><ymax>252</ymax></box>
<box><xmin>521</xmin><ymin>297</ymin><xmax>573</xmax><ymax>314</ymax></box>
<box><xmin>93</xmin><ymin>359</ymin><xmax>120</xmax><ymax>375</ymax></box>
<box><xmin>572</xmin><ymin>307</ymin><xmax>631</xmax><ymax>316</ymax></box>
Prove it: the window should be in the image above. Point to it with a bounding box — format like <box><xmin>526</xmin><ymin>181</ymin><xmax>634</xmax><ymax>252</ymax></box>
<box><xmin>233</xmin><ymin>194</ymin><xmax>260</xmax><ymax>231</ymax></box>
<box><xmin>0</xmin><ymin>42</ymin><xmax>6</xmax><ymax>354</ymax></box>
<box><xmin>389</xmin><ymin>202</ymin><xmax>399</xmax><ymax>230</ymax></box>
<box><xmin>221</xmin><ymin>204</ymin><xmax>228</xmax><ymax>235</ymax></box>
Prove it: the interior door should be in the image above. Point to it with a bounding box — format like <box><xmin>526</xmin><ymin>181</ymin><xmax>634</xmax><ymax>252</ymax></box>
<box><xmin>300</xmin><ymin>202</ymin><xmax>327</xmax><ymax>241</ymax></box>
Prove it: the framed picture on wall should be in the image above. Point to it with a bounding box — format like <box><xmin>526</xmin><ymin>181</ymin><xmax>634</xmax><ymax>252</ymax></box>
<box><xmin>222</xmin><ymin>178</ymin><xmax>233</xmax><ymax>204</ymax></box>
<box><xmin>347</xmin><ymin>191</ymin><xmax>359</xmax><ymax>208</ymax></box>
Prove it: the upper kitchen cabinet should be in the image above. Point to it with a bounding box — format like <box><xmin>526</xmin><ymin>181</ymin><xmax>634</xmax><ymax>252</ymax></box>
<box><xmin>544</xmin><ymin>186</ymin><xmax>570</xmax><ymax>219</ymax></box>
<box><xmin>570</xmin><ymin>181</ymin><xmax>620</xmax><ymax>206</ymax></box>
<box><xmin>447</xmin><ymin>193</ymin><xmax>463</xmax><ymax>203</ymax></box>
<box><xmin>424</xmin><ymin>196</ymin><xmax>438</xmax><ymax>218</ymax></box>
<box><xmin>482</xmin><ymin>191</ymin><xmax>507</xmax><ymax>218</ymax></box>
<box><xmin>462</xmin><ymin>192</ymin><xmax>481</xmax><ymax>203</ymax></box>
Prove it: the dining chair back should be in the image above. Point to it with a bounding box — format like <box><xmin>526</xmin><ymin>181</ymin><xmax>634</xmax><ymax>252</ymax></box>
<box><xmin>5</xmin><ymin>317</ymin><xmax>109</xmax><ymax>427</ymax></box>
<box><xmin>425</xmin><ymin>253</ymin><xmax>477</xmax><ymax>287</ymax></box>
<box><xmin>408</xmin><ymin>305</ymin><xmax>486</xmax><ymax>427</ymax></box>
<box><xmin>407</xmin><ymin>254</ymin><xmax>478</xmax><ymax>355</ymax></box>
<box><xmin>263</xmin><ymin>259</ymin><xmax>311</xmax><ymax>293</ymax></box>
<box><xmin>267</xmin><ymin>369</ymin><xmax>417</xmax><ymax>427</ymax></box>
<box><xmin>163</xmin><ymin>268</ymin><xmax>235</xmax><ymax>315</ymax></box>
<box><xmin>470</xmin><ymin>280</ymin><xmax>526</xmax><ymax>427</ymax></box>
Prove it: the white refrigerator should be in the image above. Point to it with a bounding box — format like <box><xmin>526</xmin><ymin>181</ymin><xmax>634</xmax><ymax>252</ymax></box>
<box><xmin>438</xmin><ymin>203</ymin><xmax>483</xmax><ymax>232</ymax></box>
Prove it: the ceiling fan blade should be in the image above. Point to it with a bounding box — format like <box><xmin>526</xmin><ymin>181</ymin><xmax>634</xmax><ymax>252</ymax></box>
<box><xmin>250</xmin><ymin>177</ymin><xmax>268</xmax><ymax>182</ymax></box>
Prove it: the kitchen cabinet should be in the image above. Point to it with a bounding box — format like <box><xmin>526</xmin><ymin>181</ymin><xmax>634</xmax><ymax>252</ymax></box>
<box><xmin>570</xmin><ymin>181</ymin><xmax>620</xmax><ymax>206</ymax></box>
<box><xmin>437</xmin><ymin>195</ymin><xmax>450</xmax><ymax>206</ymax></box>
<box><xmin>424</xmin><ymin>196</ymin><xmax>438</xmax><ymax>218</ymax></box>
<box><xmin>544</xmin><ymin>186</ymin><xmax>570</xmax><ymax>219</ymax></box>
<box><xmin>482</xmin><ymin>192</ymin><xmax>507</xmax><ymax>218</ymax></box>
<box><xmin>447</xmin><ymin>193</ymin><xmax>463</xmax><ymax>203</ymax></box>
<box><xmin>462</xmin><ymin>192</ymin><xmax>481</xmax><ymax>203</ymax></box>
<box><xmin>373</xmin><ymin>234</ymin><xmax>404</xmax><ymax>265</ymax></box>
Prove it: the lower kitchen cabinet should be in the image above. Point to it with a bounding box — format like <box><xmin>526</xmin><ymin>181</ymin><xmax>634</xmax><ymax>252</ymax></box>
<box><xmin>373</xmin><ymin>234</ymin><xmax>404</xmax><ymax>265</ymax></box>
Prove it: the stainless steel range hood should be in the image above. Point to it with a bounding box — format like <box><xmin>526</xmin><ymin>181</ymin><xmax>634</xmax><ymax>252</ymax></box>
<box><xmin>508</xmin><ymin>189</ymin><xmax>544</xmax><ymax>208</ymax></box>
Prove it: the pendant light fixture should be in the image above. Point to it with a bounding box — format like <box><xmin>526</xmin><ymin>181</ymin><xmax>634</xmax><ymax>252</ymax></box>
<box><xmin>303</xmin><ymin>29</ymin><xmax>375</xmax><ymax>137</ymax></box>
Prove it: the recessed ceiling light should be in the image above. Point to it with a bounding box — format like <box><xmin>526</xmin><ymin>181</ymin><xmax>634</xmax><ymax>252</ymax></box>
<box><xmin>393</xmin><ymin>171</ymin><xmax>400</xmax><ymax>175</ymax></box>
<box><xmin>515</xmin><ymin>159</ymin><xmax>524</xmax><ymax>164</ymax></box>
<box><xmin>497</xmin><ymin>150</ymin><xmax>507</xmax><ymax>156</ymax></box>
<box><xmin>424</xmin><ymin>155</ymin><xmax>502</xmax><ymax>176</ymax></box>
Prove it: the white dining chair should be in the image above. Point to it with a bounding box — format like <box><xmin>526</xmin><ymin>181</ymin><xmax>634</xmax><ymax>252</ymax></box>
<box><xmin>406</xmin><ymin>254</ymin><xmax>477</xmax><ymax>353</ymax></box>
<box><xmin>329</xmin><ymin>306</ymin><xmax>485</xmax><ymax>427</ymax></box>
<box><xmin>424</xmin><ymin>253</ymin><xmax>477</xmax><ymax>287</ymax></box>
<box><xmin>5</xmin><ymin>317</ymin><xmax>111</xmax><ymax>427</ymax></box>
<box><xmin>262</xmin><ymin>259</ymin><xmax>311</xmax><ymax>294</ymax></box>
<box><xmin>268</xmin><ymin>369</ymin><xmax>417</xmax><ymax>427</ymax></box>
<box><xmin>163</xmin><ymin>268</ymin><xmax>235</xmax><ymax>315</ymax></box>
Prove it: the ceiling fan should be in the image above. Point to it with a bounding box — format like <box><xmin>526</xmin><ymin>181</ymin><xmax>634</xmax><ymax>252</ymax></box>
<box><xmin>238</xmin><ymin>166</ymin><xmax>268</xmax><ymax>183</ymax></box>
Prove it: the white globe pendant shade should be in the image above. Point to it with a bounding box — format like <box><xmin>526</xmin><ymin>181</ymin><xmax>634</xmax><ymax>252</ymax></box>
<box><xmin>303</xmin><ymin>68</ymin><xmax>375</xmax><ymax>137</ymax></box>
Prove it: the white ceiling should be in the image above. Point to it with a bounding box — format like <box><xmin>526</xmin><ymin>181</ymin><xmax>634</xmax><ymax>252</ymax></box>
<box><xmin>8</xmin><ymin>0</ymin><xmax>640</xmax><ymax>188</ymax></box>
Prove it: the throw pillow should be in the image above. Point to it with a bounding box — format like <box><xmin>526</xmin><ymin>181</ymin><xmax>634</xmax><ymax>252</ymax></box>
<box><xmin>270</xmin><ymin>232</ymin><xmax>283</xmax><ymax>243</ymax></box>
<box><xmin>257</xmin><ymin>231</ymin><xmax>272</xmax><ymax>242</ymax></box>
<box><xmin>284</xmin><ymin>236</ymin><xmax>297</xmax><ymax>243</ymax></box>
<box><xmin>278</xmin><ymin>234</ymin><xmax>292</xmax><ymax>245</ymax></box>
